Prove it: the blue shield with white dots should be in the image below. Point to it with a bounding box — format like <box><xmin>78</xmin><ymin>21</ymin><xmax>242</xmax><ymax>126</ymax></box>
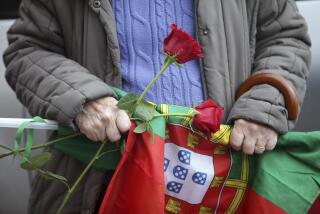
<box><xmin>173</xmin><ymin>165</ymin><xmax>188</xmax><ymax>180</ymax></box>
<box><xmin>164</xmin><ymin>143</ymin><xmax>215</xmax><ymax>204</ymax></box>
<box><xmin>167</xmin><ymin>181</ymin><xmax>183</xmax><ymax>194</ymax></box>
<box><xmin>178</xmin><ymin>150</ymin><xmax>191</xmax><ymax>165</ymax></box>
<box><xmin>192</xmin><ymin>172</ymin><xmax>207</xmax><ymax>185</ymax></box>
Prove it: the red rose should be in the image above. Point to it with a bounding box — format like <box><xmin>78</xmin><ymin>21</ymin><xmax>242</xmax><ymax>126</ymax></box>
<box><xmin>192</xmin><ymin>99</ymin><xmax>224</xmax><ymax>138</ymax></box>
<box><xmin>164</xmin><ymin>24</ymin><xmax>203</xmax><ymax>64</ymax></box>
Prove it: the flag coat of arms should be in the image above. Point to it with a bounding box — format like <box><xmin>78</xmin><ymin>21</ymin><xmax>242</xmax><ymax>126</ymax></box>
<box><xmin>164</xmin><ymin>124</ymin><xmax>232</xmax><ymax>213</ymax></box>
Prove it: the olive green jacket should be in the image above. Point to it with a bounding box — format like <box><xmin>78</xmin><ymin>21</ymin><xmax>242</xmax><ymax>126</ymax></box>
<box><xmin>3</xmin><ymin>0</ymin><xmax>311</xmax><ymax>213</ymax></box>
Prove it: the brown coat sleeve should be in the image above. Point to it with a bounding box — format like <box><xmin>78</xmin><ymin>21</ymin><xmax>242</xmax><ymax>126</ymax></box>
<box><xmin>228</xmin><ymin>0</ymin><xmax>311</xmax><ymax>133</ymax></box>
<box><xmin>3</xmin><ymin>0</ymin><xmax>115</xmax><ymax>127</ymax></box>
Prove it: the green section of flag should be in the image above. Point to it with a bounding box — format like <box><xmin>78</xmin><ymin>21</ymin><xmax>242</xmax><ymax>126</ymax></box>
<box><xmin>52</xmin><ymin>126</ymin><xmax>121</xmax><ymax>171</ymax></box>
<box><xmin>252</xmin><ymin>131</ymin><xmax>320</xmax><ymax>213</ymax></box>
<box><xmin>228</xmin><ymin>151</ymin><xmax>254</xmax><ymax>184</ymax></box>
<box><xmin>228</xmin><ymin>151</ymin><xmax>243</xmax><ymax>179</ymax></box>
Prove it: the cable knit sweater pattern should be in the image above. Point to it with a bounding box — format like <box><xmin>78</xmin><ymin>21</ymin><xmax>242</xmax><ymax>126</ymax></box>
<box><xmin>113</xmin><ymin>0</ymin><xmax>204</xmax><ymax>107</ymax></box>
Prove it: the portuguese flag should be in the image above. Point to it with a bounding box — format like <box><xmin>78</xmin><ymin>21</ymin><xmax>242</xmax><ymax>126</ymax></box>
<box><xmin>53</xmin><ymin>89</ymin><xmax>320</xmax><ymax>214</ymax></box>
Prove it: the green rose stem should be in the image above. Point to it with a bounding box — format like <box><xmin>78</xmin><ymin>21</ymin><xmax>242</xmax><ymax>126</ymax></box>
<box><xmin>0</xmin><ymin>133</ymin><xmax>82</xmax><ymax>159</ymax></box>
<box><xmin>153</xmin><ymin>113</ymin><xmax>195</xmax><ymax>118</ymax></box>
<box><xmin>135</xmin><ymin>55</ymin><xmax>176</xmax><ymax>106</ymax></box>
<box><xmin>57</xmin><ymin>140</ymin><xmax>108</xmax><ymax>214</ymax></box>
<box><xmin>130</xmin><ymin>113</ymin><xmax>195</xmax><ymax>121</ymax></box>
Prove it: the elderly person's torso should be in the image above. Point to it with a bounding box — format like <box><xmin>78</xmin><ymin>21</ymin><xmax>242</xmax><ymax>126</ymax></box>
<box><xmin>3</xmin><ymin>0</ymin><xmax>310</xmax><ymax>213</ymax></box>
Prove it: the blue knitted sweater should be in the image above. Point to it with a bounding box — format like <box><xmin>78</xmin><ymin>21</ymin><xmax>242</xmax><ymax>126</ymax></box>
<box><xmin>113</xmin><ymin>0</ymin><xmax>204</xmax><ymax>107</ymax></box>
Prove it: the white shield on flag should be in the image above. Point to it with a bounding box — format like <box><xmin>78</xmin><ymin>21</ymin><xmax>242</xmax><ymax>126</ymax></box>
<box><xmin>164</xmin><ymin>143</ymin><xmax>215</xmax><ymax>204</ymax></box>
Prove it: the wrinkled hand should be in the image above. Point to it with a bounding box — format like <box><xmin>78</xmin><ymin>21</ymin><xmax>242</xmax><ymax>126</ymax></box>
<box><xmin>230</xmin><ymin>119</ymin><xmax>278</xmax><ymax>154</ymax></box>
<box><xmin>75</xmin><ymin>97</ymin><xmax>131</xmax><ymax>142</ymax></box>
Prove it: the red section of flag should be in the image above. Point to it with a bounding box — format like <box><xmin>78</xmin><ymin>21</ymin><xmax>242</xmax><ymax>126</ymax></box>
<box><xmin>98</xmin><ymin>124</ymin><xmax>165</xmax><ymax>214</ymax></box>
<box><xmin>218</xmin><ymin>187</ymin><xmax>240</xmax><ymax>212</ymax></box>
<box><xmin>308</xmin><ymin>195</ymin><xmax>320</xmax><ymax>214</ymax></box>
<box><xmin>236</xmin><ymin>187</ymin><xmax>286</xmax><ymax>214</ymax></box>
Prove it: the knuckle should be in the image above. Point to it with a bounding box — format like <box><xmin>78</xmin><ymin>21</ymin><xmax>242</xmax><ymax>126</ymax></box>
<box><xmin>100</xmin><ymin>112</ymin><xmax>113</xmax><ymax>123</ymax></box>
<box><xmin>101</xmin><ymin>115</ymin><xmax>111</xmax><ymax>123</ymax></box>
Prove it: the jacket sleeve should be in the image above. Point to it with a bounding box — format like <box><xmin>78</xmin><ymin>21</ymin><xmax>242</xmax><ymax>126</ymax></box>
<box><xmin>227</xmin><ymin>0</ymin><xmax>311</xmax><ymax>133</ymax></box>
<box><xmin>3</xmin><ymin>0</ymin><xmax>116</xmax><ymax>127</ymax></box>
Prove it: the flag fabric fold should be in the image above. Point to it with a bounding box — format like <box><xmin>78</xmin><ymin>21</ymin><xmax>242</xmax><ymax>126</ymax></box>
<box><xmin>98</xmin><ymin>125</ymin><xmax>166</xmax><ymax>213</ymax></box>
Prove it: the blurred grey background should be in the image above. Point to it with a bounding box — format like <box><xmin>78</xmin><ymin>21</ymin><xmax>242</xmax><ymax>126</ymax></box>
<box><xmin>0</xmin><ymin>0</ymin><xmax>319</xmax><ymax>213</ymax></box>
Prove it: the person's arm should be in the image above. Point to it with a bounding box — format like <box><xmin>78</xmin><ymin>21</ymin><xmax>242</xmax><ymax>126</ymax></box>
<box><xmin>3</xmin><ymin>0</ymin><xmax>130</xmax><ymax>141</ymax></box>
<box><xmin>228</xmin><ymin>0</ymin><xmax>311</xmax><ymax>154</ymax></box>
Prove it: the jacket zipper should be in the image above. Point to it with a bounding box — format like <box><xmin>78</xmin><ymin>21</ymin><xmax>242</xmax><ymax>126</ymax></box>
<box><xmin>194</xmin><ymin>0</ymin><xmax>208</xmax><ymax>100</ymax></box>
